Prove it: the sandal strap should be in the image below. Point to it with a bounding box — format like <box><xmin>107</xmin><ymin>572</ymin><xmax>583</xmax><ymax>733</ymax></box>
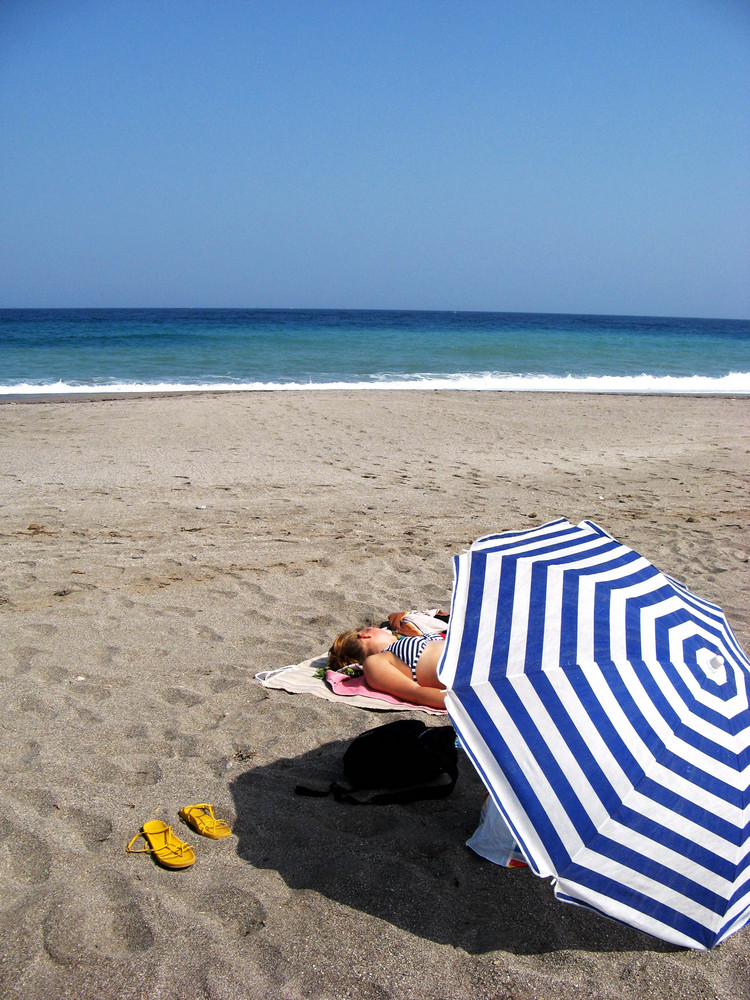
<box><xmin>126</xmin><ymin>831</ymin><xmax>151</xmax><ymax>854</ymax></box>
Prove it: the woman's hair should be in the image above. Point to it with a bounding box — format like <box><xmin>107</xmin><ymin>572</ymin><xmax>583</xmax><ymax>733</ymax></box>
<box><xmin>327</xmin><ymin>628</ymin><xmax>366</xmax><ymax>672</ymax></box>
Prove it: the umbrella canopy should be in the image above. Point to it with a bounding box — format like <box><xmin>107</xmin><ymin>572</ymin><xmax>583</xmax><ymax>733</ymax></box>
<box><xmin>438</xmin><ymin>518</ymin><xmax>750</xmax><ymax>949</ymax></box>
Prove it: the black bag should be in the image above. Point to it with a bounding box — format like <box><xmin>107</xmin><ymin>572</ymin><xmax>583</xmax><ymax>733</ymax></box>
<box><xmin>295</xmin><ymin>719</ymin><xmax>458</xmax><ymax>805</ymax></box>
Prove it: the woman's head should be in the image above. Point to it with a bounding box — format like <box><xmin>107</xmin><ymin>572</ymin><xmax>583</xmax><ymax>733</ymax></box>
<box><xmin>328</xmin><ymin>625</ymin><xmax>396</xmax><ymax>672</ymax></box>
<box><xmin>328</xmin><ymin>628</ymin><xmax>366</xmax><ymax>672</ymax></box>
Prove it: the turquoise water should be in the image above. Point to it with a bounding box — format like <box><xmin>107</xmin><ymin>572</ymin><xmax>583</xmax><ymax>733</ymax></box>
<box><xmin>1</xmin><ymin>308</ymin><xmax>748</xmax><ymax>394</ymax></box>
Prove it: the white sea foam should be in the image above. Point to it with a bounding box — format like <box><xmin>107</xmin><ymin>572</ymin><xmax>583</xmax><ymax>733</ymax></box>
<box><xmin>2</xmin><ymin>372</ymin><xmax>750</xmax><ymax>396</ymax></box>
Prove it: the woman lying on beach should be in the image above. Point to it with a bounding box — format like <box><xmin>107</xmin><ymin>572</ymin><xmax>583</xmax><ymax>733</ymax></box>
<box><xmin>328</xmin><ymin>626</ymin><xmax>447</xmax><ymax>709</ymax></box>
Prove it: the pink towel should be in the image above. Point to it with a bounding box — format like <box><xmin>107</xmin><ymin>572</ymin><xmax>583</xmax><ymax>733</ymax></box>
<box><xmin>325</xmin><ymin>670</ymin><xmax>448</xmax><ymax>713</ymax></box>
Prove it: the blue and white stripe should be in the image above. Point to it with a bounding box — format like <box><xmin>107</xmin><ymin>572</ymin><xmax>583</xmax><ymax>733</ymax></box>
<box><xmin>386</xmin><ymin>631</ymin><xmax>444</xmax><ymax>679</ymax></box>
<box><xmin>437</xmin><ymin>518</ymin><xmax>750</xmax><ymax>949</ymax></box>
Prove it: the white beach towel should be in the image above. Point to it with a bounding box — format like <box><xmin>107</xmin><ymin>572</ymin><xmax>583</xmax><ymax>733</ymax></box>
<box><xmin>255</xmin><ymin>655</ymin><xmax>447</xmax><ymax>715</ymax></box>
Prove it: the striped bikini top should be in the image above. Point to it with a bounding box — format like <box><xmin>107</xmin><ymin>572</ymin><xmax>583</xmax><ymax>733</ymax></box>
<box><xmin>384</xmin><ymin>631</ymin><xmax>445</xmax><ymax>681</ymax></box>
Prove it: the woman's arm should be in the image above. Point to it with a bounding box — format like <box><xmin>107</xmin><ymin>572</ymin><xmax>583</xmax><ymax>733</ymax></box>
<box><xmin>363</xmin><ymin>653</ymin><xmax>447</xmax><ymax>709</ymax></box>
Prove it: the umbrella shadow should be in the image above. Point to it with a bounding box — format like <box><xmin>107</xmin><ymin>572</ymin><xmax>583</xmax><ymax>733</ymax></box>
<box><xmin>229</xmin><ymin>737</ymin><xmax>679</xmax><ymax>955</ymax></box>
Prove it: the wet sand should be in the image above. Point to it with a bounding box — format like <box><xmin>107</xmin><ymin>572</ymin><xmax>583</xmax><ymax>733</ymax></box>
<box><xmin>1</xmin><ymin>390</ymin><xmax>748</xmax><ymax>999</ymax></box>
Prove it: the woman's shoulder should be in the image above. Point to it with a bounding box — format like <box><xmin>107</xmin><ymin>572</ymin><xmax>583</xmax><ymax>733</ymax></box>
<box><xmin>363</xmin><ymin>647</ymin><xmax>400</xmax><ymax>670</ymax></box>
<box><xmin>364</xmin><ymin>647</ymin><xmax>393</xmax><ymax>663</ymax></box>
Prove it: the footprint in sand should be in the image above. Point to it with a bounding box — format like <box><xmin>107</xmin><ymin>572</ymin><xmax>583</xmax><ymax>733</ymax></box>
<box><xmin>12</xmin><ymin>646</ymin><xmax>42</xmax><ymax>675</ymax></box>
<box><xmin>126</xmin><ymin>723</ymin><xmax>149</xmax><ymax>739</ymax></box>
<box><xmin>162</xmin><ymin>687</ymin><xmax>204</xmax><ymax>708</ymax></box>
<box><xmin>2</xmin><ymin>739</ymin><xmax>41</xmax><ymax>774</ymax></box>
<box><xmin>37</xmin><ymin>663</ymin><xmax>69</xmax><ymax>685</ymax></box>
<box><xmin>209</xmin><ymin>676</ymin><xmax>241</xmax><ymax>694</ymax></box>
<box><xmin>103</xmin><ymin>872</ymin><xmax>155</xmax><ymax>953</ymax></box>
<box><xmin>0</xmin><ymin>815</ymin><xmax>52</xmax><ymax>885</ymax></box>
<box><xmin>69</xmin><ymin>680</ymin><xmax>112</xmax><ymax>703</ymax></box>
<box><xmin>163</xmin><ymin>603</ymin><xmax>198</xmax><ymax>619</ymax></box>
<box><xmin>98</xmin><ymin>645</ymin><xmax>121</xmax><ymax>668</ymax></box>
<box><xmin>163</xmin><ymin>728</ymin><xmax>200</xmax><ymax>757</ymax></box>
<box><xmin>29</xmin><ymin>622</ymin><xmax>58</xmax><ymax>637</ymax></box>
<box><xmin>122</xmin><ymin>760</ymin><xmax>163</xmax><ymax>787</ymax></box>
<box><xmin>197</xmin><ymin>885</ymin><xmax>267</xmax><ymax>938</ymax></box>
<box><xmin>197</xmin><ymin>625</ymin><xmax>225</xmax><ymax>642</ymax></box>
<box><xmin>71</xmin><ymin>703</ymin><xmax>105</xmax><ymax>725</ymax></box>
<box><xmin>18</xmin><ymin>692</ymin><xmax>59</xmax><ymax>717</ymax></box>
<box><xmin>60</xmin><ymin>807</ymin><xmax>113</xmax><ymax>852</ymax></box>
<box><xmin>42</xmin><ymin>874</ymin><xmax>154</xmax><ymax>964</ymax></box>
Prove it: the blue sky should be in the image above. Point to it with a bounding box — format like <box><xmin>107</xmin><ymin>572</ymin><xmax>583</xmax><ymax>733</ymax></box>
<box><xmin>1</xmin><ymin>0</ymin><xmax>748</xmax><ymax>317</ymax></box>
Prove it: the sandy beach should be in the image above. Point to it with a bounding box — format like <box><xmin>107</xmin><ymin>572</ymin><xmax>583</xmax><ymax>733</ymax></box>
<box><xmin>1</xmin><ymin>390</ymin><xmax>748</xmax><ymax>1000</ymax></box>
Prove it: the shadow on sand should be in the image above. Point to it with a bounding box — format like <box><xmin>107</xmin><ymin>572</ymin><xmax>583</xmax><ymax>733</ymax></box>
<box><xmin>229</xmin><ymin>732</ymin><xmax>677</xmax><ymax>956</ymax></box>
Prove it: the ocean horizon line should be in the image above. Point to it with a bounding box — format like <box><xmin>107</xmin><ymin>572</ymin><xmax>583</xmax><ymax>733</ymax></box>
<box><xmin>2</xmin><ymin>306</ymin><xmax>749</xmax><ymax>323</ymax></box>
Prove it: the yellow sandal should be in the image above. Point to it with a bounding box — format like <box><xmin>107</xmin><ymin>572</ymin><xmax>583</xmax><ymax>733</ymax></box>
<box><xmin>178</xmin><ymin>803</ymin><xmax>232</xmax><ymax>839</ymax></box>
<box><xmin>126</xmin><ymin>820</ymin><xmax>196</xmax><ymax>869</ymax></box>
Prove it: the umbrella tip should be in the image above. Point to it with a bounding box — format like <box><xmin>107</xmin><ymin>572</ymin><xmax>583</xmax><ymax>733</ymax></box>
<box><xmin>708</xmin><ymin>655</ymin><xmax>724</xmax><ymax>672</ymax></box>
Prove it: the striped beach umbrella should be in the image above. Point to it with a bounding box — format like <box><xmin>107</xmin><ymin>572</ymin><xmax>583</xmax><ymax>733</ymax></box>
<box><xmin>438</xmin><ymin>518</ymin><xmax>750</xmax><ymax>949</ymax></box>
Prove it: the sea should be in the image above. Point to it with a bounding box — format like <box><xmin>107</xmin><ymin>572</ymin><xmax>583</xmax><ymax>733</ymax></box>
<box><xmin>1</xmin><ymin>308</ymin><xmax>749</xmax><ymax>396</ymax></box>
